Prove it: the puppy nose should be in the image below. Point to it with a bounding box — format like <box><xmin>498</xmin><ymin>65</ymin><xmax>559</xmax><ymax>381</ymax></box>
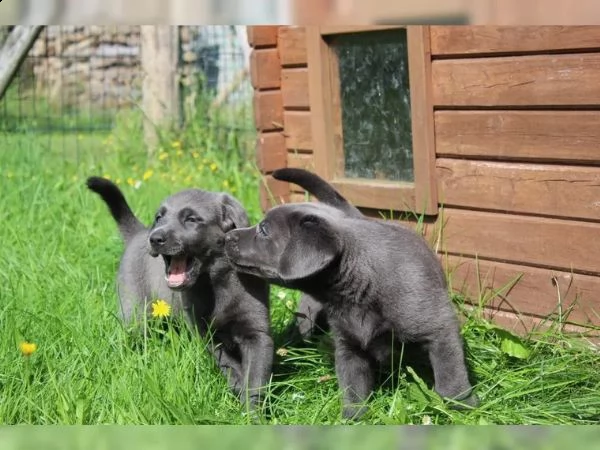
<box><xmin>149</xmin><ymin>231</ymin><xmax>167</xmax><ymax>247</ymax></box>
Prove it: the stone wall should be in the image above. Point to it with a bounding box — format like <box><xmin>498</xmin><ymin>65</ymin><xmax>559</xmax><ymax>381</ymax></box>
<box><xmin>22</xmin><ymin>25</ymin><xmax>249</xmax><ymax>110</ymax></box>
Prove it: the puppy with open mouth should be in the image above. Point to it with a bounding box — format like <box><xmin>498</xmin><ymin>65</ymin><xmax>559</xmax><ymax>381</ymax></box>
<box><xmin>87</xmin><ymin>177</ymin><xmax>273</xmax><ymax>409</ymax></box>
<box><xmin>224</xmin><ymin>168</ymin><xmax>478</xmax><ymax>420</ymax></box>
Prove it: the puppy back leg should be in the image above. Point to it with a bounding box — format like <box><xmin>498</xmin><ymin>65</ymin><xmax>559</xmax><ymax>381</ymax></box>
<box><xmin>334</xmin><ymin>335</ymin><xmax>375</xmax><ymax>420</ymax></box>
<box><xmin>239</xmin><ymin>331</ymin><xmax>274</xmax><ymax>409</ymax></box>
<box><xmin>426</xmin><ymin>331</ymin><xmax>479</xmax><ymax>408</ymax></box>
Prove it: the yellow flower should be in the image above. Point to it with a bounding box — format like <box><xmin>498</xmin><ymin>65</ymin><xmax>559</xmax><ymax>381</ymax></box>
<box><xmin>142</xmin><ymin>169</ymin><xmax>154</xmax><ymax>181</ymax></box>
<box><xmin>115</xmin><ymin>178</ymin><xmax>121</xmax><ymax>185</ymax></box>
<box><xmin>127</xmin><ymin>177</ymin><xmax>135</xmax><ymax>186</ymax></box>
<box><xmin>222</xmin><ymin>180</ymin><xmax>230</xmax><ymax>188</ymax></box>
<box><xmin>19</xmin><ymin>341</ymin><xmax>37</xmax><ymax>356</ymax></box>
<box><xmin>151</xmin><ymin>299</ymin><xmax>171</xmax><ymax>318</ymax></box>
<box><xmin>102</xmin><ymin>174</ymin><xmax>111</xmax><ymax>180</ymax></box>
<box><xmin>158</xmin><ymin>152</ymin><xmax>169</xmax><ymax>161</ymax></box>
<box><xmin>192</xmin><ymin>151</ymin><xmax>200</xmax><ymax>159</ymax></box>
<box><xmin>171</xmin><ymin>140</ymin><xmax>181</xmax><ymax>148</ymax></box>
<box><xmin>176</xmin><ymin>150</ymin><xmax>183</xmax><ymax>157</ymax></box>
<box><xmin>276</xmin><ymin>348</ymin><xmax>288</xmax><ymax>357</ymax></box>
<box><xmin>210</xmin><ymin>163</ymin><xmax>218</xmax><ymax>172</ymax></box>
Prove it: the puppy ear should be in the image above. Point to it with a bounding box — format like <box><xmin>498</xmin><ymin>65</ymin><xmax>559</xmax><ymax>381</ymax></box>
<box><xmin>220</xmin><ymin>194</ymin><xmax>249</xmax><ymax>231</ymax></box>
<box><xmin>278</xmin><ymin>214</ymin><xmax>340</xmax><ymax>281</ymax></box>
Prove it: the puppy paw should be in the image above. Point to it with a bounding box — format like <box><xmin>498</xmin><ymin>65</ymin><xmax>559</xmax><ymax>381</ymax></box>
<box><xmin>448</xmin><ymin>391</ymin><xmax>480</xmax><ymax>410</ymax></box>
<box><xmin>342</xmin><ymin>404</ymin><xmax>368</xmax><ymax>421</ymax></box>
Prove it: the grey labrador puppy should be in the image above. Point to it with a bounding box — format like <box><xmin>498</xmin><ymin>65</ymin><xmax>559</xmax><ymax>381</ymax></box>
<box><xmin>86</xmin><ymin>177</ymin><xmax>273</xmax><ymax>408</ymax></box>
<box><xmin>224</xmin><ymin>168</ymin><xmax>477</xmax><ymax>419</ymax></box>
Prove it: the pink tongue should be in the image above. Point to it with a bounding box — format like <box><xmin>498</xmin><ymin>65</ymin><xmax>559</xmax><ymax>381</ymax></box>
<box><xmin>167</xmin><ymin>257</ymin><xmax>188</xmax><ymax>285</ymax></box>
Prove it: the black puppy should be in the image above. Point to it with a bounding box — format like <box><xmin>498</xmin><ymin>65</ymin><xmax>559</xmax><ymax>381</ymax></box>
<box><xmin>224</xmin><ymin>168</ymin><xmax>477</xmax><ymax>419</ymax></box>
<box><xmin>87</xmin><ymin>177</ymin><xmax>273</xmax><ymax>408</ymax></box>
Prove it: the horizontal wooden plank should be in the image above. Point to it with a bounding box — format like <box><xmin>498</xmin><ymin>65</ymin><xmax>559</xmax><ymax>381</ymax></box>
<box><xmin>290</xmin><ymin>192</ymin><xmax>313</xmax><ymax>203</ymax></box>
<box><xmin>278</xmin><ymin>27</ymin><xmax>307</xmax><ymax>67</ymax></box>
<box><xmin>435</xmin><ymin>110</ymin><xmax>600</xmax><ymax>163</ymax></box>
<box><xmin>253</xmin><ymin>91</ymin><xmax>283</xmax><ymax>132</ymax></box>
<box><xmin>446</xmin><ymin>255</ymin><xmax>600</xmax><ymax>328</ymax></box>
<box><xmin>436</xmin><ymin>159</ymin><xmax>600</xmax><ymax>221</ymax></box>
<box><xmin>256</xmin><ymin>132</ymin><xmax>286</xmax><ymax>173</ymax></box>
<box><xmin>440</xmin><ymin>208</ymin><xmax>600</xmax><ymax>275</ymax></box>
<box><xmin>250</xmin><ymin>49</ymin><xmax>280</xmax><ymax>90</ymax></box>
<box><xmin>432</xmin><ymin>53</ymin><xmax>600</xmax><ymax>107</ymax></box>
<box><xmin>331</xmin><ymin>179</ymin><xmax>416</xmax><ymax>212</ymax></box>
<box><xmin>260</xmin><ymin>175</ymin><xmax>289</xmax><ymax>211</ymax></box>
<box><xmin>430</xmin><ymin>26</ymin><xmax>600</xmax><ymax>56</ymax></box>
<box><xmin>281</xmin><ymin>68</ymin><xmax>310</xmax><ymax>109</ymax></box>
<box><xmin>284</xmin><ymin>111</ymin><xmax>312</xmax><ymax>150</ymax></box>
<box><xmin>319</xmin><ymin>25</ymin><xmax>404</xmax><ymax>35</ymax></box>
<box><xmin>288</xmin><ymin>152</ymin><xmax>315</xmax><ymax>172</ymax></box>
<box><xmin>247</xmin><ymin>26</ymin><xmax>279</xmax><ymax>48</ymax></box>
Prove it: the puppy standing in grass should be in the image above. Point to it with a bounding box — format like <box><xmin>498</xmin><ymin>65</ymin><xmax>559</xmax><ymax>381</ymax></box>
<box><xmin>224</xmin><ymin>168</ymin><xmax>478</xmax><ymax>419</ymax></box>
<box><xmin>87</xmin><ymin>177</ymin><xmax>273</xmax><ymax>409</ymax></box>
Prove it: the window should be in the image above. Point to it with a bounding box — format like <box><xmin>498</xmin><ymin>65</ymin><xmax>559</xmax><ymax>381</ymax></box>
<box><xmin>306</xmin><ymin>26</ymin><xmax>437</xmax><ymax>215</ymax></box>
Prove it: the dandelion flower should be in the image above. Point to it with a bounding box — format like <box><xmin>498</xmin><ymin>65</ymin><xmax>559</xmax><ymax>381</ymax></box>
<box><xmin>158</xmin><ymin>152</ymin><xmax>169</xmax><ymax>161</ymax></box>
<box><xmin>210</xmin><ymin>163</ymin><xmax>218</xmax><ymax>172</ymax></box>
<box><xmin>127</xmin><ymin>177</ymin><xmax>135</xmax><ymax>186</ymax></box>
<box><xmin>151</xmin><ymin>299</ymin><xmax>171</xmax><ymax>318</ymax></box>
<box><xmin>115</xmin><ymin>178</ymin><xmax>122</xmax><ymax>185</ymax></box>
<box><xmin>222</xmin><ymin>180</ymin><xmax>230</xmax><ymax>188</ymax></box>
<box><xmin>192</xmin><ymin>152</ymin><xmax>200</xmax><ymax>159</ymax></box>
<box><xmin>143</xmin><ymin>169</ymin><xmax>154</xmax><ymax>181</ymax></box>
<box><xmin>171</xmin><ymin>140</ymin><xmax>182</xmax><ymax>148</ymax></box>
<box><xmin>176</xmin><ymin>150</ymin><xmax>184</xmax><ymax>157</ymax></box>
<box><xmin>19</xmin><ymin>341</ymin><xmax>37</xmax><ymax>356</ymax></box>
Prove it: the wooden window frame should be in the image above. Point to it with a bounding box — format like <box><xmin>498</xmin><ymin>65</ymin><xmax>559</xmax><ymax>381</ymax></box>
<box><xmin>306</xmin><ymin>25</ymin><xmax>438</xmax><ymax>215</ymax></box>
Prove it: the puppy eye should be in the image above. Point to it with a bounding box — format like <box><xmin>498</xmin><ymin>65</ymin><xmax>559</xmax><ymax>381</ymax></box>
<box><xmin>257</xmin><ymin>221</ymin><xmax>269</xmax><ymax>236</ymax></box>
<box><xmin>185</xmin><ymin>216</ymin><xmax>203</xmax><ymax>224</ymax></box>
<box><xmin>154</xmin><ymin>213</ymin><xmax>163</xmax><ymax>222</ymax></box>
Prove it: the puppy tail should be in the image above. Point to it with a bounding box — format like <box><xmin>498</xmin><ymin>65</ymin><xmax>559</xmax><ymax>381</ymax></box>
<box><xmin>86</xmin><ymin>176</ymin><xmax>145</xmax><ymax>243</ymax></box>
<box><xmin>272</xmin><ymin>168</ymin><xmax>363</xmax><ymax>218</ymax></box>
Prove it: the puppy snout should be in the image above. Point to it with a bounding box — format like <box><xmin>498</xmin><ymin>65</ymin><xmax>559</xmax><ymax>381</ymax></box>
<box><xmin>149</xmin><ymin>230</ymin><xmax>167</xmax><ymax>248</ymax></box>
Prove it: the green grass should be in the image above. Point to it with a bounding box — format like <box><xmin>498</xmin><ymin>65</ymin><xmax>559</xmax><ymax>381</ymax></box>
<box><xmin>0</xmin><ymin>110</ymin><xmax>599</xmax><ymax>426</ymax></box>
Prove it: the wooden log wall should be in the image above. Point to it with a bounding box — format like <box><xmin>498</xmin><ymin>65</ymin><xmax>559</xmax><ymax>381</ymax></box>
<box><xmin>249</xmin><ymin>25</ymin><xmax>600</xmax><ymax>337</ymax></box>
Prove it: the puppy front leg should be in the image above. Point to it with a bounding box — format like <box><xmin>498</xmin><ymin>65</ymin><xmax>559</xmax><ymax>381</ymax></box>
<box><xmin>210</xmin><ymin>343</ymin><xmax>244</xmax><ymax>396</ymax></box>
<box><xmin>334</xmin><ymin>337</ymin><xmax>374</xmax><ymax>420</ymax></box>
<box><xmin>239</xmin><ymin>331</ymin><xmax>274</xmax><ymax>409</ymax></box>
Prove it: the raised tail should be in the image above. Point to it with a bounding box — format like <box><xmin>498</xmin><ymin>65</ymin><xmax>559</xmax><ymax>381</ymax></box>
<box><xmin>86</xmin><ymin>176</ymin><xmax>145</xmax><ymax>243</ymax></box>
<box><xmin>272</xmin><ymin>168</ymin><xmax>363</xmax><ymax>218</ymax></box>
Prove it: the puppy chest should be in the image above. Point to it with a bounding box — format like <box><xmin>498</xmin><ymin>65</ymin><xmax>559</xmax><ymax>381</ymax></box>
<box><xmin>333</xmin><ymin>308</ymin><xmax>391</xmax><ymax>350</ymax></box>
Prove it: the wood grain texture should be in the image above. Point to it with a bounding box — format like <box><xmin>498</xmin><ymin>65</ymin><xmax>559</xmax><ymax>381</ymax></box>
<box><xmin>247</xmin><ymin>26</ymin><xmax>279</xmax><ymax>48</ymax></box>
<box><xmin>446</xmin><ymin>255</ymin><xmax>600</xmax><ymax>327</ymax></box>
<box><xmin>430</xmin><ymin>26</ymin><xmax>600</xmax><ymax>56</ymax></box>
<box><xmin>440</xmin><ymin>208</ymin><xmax>600</xmax><ymax>275</ymax></box>
<box><xmin>331</xmin><ymin>179</ymin><xmax>416</xmax><ymax>212</ymax></box>
<box><xmin>260</xmin><ymin>175</ymin><xmax>289</xmax><ymax>211</ymax></box>
<box><xmin>250</xmin><ymin>48</ymin><xmax>280</xmax><ymax>90</ymax></box>
<box><xmin>281</xmin><ymin>68</ymin><xmax>310</xmax><ymax>109</ymax></box>
<box><xmin>436</xmin><ymin>159</ymin><xmax>600</xmax><ymax>221</ymax></box>
<box><xmin>278</xmin><ymin>27</ymin><xmax>307</xmax><ymax>66</ymax></box>
<box><xmin>256</xmin><ymin>132</ymin><xmax>286</xmax><ymax>173</ymax></box>
<box><xmin>407</xmin><ymin>26</ymin><xmax>438</xmax><ymax>215</ymax></box>
<box><xmin>253</xmin><ymin>91</ymin><xmax>283</xmax><ymax>132</ymax></box>
<box><xmin>284</xmin><ymin>111</ymin><xmax>312</xmax><ymax>150</ymax></box>
<box><xmin>432</xmin><ymin>53</ymin><xmax>600</xmax><ymax>107</ymax></box>
<box><xmin>435</xmin><ymin>110</ymin><xmax>600</xmax><ymax>163</ymax></box>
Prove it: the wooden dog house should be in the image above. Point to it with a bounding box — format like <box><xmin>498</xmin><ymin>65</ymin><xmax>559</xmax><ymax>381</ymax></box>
<box><xmin>247</xmin><ymin>25</ymin><xmax>600</xmax><ymax>339</ymax></box>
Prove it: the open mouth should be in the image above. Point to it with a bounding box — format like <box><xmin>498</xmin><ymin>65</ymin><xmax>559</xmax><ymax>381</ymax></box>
<box><xmin>162</xmin><ymin>254</ymin><xmax>199</xmax><ymax>289</ymax></box>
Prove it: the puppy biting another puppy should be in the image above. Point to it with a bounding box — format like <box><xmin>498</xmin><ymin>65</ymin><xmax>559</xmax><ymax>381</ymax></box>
<box><xmin>86</xmin><ymin>177</ymin><xmax>273</xmax><ymax>409</ymax></box>
<box><xmin>224</xmin><ymin>168</ymin><xmax>478</xmax><ymax>420</ymax></box>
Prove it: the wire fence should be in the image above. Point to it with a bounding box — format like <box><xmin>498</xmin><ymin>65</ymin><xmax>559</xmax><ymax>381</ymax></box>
<box><xmin>0</xmin><ymin>25</ymin><xmax>254</xmax><ymax>144</ymax></box>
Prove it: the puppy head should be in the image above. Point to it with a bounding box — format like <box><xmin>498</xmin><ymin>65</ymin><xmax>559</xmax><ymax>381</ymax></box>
<box><xmin>224</xmin><ymin>203</ymin><xmax>342</xmax><ymax>285</ymax></box>
<box><xmin>148</xmin><ymin>189</ymin><xmax>248</xmax><ymax>290</ymax></box>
